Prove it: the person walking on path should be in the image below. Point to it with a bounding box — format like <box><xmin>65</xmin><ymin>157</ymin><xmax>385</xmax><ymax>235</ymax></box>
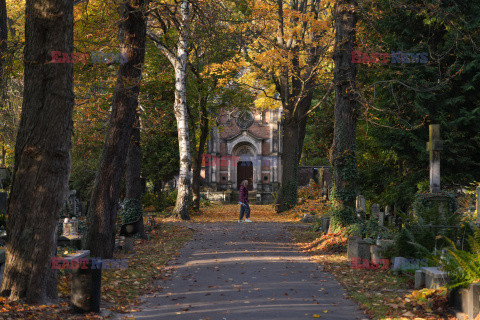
<box><xmin>238</xmin><ymin>180</ymin><xmax>251</xmax><ymax>222</ymax></box>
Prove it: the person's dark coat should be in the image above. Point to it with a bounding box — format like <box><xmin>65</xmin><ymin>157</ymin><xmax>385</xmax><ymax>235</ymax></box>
<box><xmin>239</xmin><ymin>184</ymin><xmax>248</xmax><ymax>203</ymax></box>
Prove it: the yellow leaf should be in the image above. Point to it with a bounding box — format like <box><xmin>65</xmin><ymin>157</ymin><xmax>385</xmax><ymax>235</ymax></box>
<box><xmin>312</xmin><ymin>315</ymin><xmax>321</xmax><ymax>318</ymax></box>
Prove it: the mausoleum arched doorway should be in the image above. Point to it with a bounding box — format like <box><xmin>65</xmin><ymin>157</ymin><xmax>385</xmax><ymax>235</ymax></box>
<box><xmin>237</xmin><ymin>161</ymin><xmax>253</xmax><ymax>190</ymax></box>
<box><xmin>232</xmin><ymin>143</ymin><xmax>256</xmax><ymax>190</ymax></box>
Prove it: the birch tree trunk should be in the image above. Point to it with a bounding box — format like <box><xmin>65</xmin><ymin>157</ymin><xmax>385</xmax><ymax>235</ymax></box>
<box><xmin>148</xmin><ymin>0</ymin><xmax>192</xmax><ymax>220</ymax></box>
<box><xmin>0</xmin><ymin>0</ymin><xmax>74</xmax><ymax>302</ymax></box>
<box><xmin>329</xmin><ymin>0</ymin><xmax>358</xmax><ymax>228</ymax></box>
<box><xmin>172</xmin><ymin>36</ymin><xmax>191</xmax><ymax>219</ymax></box>
<box><xmin>85</xmin><ymin>0</ymin><xmax>147</xmax><ymax>258</ymax></box>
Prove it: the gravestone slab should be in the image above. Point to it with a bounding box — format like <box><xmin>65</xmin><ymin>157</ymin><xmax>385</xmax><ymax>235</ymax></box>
<box><xmin>347</xmin><ymin>237</ymin><xmax>371</xmax><ymax>261</ymax></box>
<box><xmin>356</xmin><ymin>195</ymin><xmax>366</xmax><ymax>213</ymax></box>
<box><xmin>321</xmin><ymin>216</ymin><xmax>330</xmax><ymax>233</ymax></box>
<box><xmin>426</xmin><ymin>124</ymin><xmax>443</xmax><ymax>193</ymax></box>
<box><xmin>378</xmin><ymin>211</ymin><xmax>385</xmax><ymax>227</ymax></box>
<box><xmin>415</xmin><ymin>270</ymin><xmax>425</xmax><ymax>289</ymax></box>
<box><xmin>392</xmin><ymin>257</ymin><xmax>428</xmax><ymax>271</ymax></box>
<box><xmin>450</xmin><ymin>282</ymin><xmax>480</xmax><ymax>320</ymax></box>
<box><xmin>422</xmin><ymin>267</ymin><xmax>449</xmax><ymax>289</ymax></box>
<box><xmin>371</xmin><ymin>203</ymin><xmax>380</xmax><ymax>218</ymax></box>
<box><xmin>347</xmin><ymin>237</ymin><xmax>361</xmax><ymax>259</ymax></box>
<box><xmin>370</xmin><ymin>245</ymin><xmax>382</xmax><ymax>261</ymax></box>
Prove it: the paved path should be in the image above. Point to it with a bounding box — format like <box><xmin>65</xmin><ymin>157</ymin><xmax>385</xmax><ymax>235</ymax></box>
<box><xmin>129</xmin><ymin>222</ymin><xmax>366</xmax><ymax>320</ymax></box>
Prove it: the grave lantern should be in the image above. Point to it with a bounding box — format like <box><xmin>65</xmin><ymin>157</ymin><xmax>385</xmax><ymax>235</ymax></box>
<box><xmin>70</xmin><ymin>217</ymin><xmax>78</xmax><ymax>235</ymax></box>
<box><xmin>63</xmin><ymin>218</ymin><xmax>72</xmax><ymax>236</ymax></box>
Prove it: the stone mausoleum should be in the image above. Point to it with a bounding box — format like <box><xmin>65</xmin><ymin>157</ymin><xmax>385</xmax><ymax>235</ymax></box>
<box><xmin>201</xmin><ymin>108</ymin><xmax>283</xmax><ymax>202</ymax></box>
<box><xmin>197</xmin><ymin>107</ymin><xmax>333</xmax><ymax>203</ymax></box>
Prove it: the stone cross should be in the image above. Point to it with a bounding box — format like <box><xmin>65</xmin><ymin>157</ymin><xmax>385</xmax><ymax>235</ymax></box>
<box><xmin>426</xmin><ymin>124</ymin><xmax>443</xmax><ymax>193</ymax></box>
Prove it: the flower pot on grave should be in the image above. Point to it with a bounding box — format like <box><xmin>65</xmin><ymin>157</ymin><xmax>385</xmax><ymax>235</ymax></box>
<box><xmin>120</xmin><ymin>221</ymin><xmax>139</xmax><ymax>237</ymax></box>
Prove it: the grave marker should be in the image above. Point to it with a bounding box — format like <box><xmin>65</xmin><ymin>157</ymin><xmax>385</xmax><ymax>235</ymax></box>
<box><xmin>426</xmin><ymin>124</ymin><xmax>443</xmax><ymax>193</ymax></box>
<box><xmin>379</xmin><ymin>211</ymin><xmax>385</xmax><ymax>227</ymax></box>
<box><xmin>356</xmin><ymin>195</ymin><xmax>366</xmax><ymax>219</ymax></box>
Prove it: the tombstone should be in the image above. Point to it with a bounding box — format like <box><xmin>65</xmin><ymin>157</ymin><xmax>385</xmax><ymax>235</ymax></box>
<box><xmin>69</xmin><ymin>190</ymin><xmax>77</xmax><ymax>216</ymax></box>
<box><xmin>321</xmin><ymin>216</ymin><xmax>330</xmax><ymax>234</ymax></box>
<box><xmin>71</xmin><ymin>255</ymin><xmax>102</xmax><ymax>313</ymax></box>
<box><xmin>347</xmin><ymin>237</ymin><xmax>371</xmax><ymax>261</ymax></box>
<box><xmin>385</xmin><ymin>205</ymin><xmax>391</xmax><ymax>215</ymax></box>
<box><xmin>426</xmin><ymin>124</ymin><xmax>443</xmax><ymax>193</ymax></box>
<box><xmin>378</xmin><ymin>211</ymin><xmax>385</xmax><ymax>227</ymax></box>
<box><xmin>356</xmin><ymin>195</ymin><xmax>366</xmax><ymax>219</ymax></box>
<box><xmin>371</xmin><ymin>203</ymin><xmax>380</xmax><ymax>218</ymax></box>
<box><xmin>387</xmin><ymin>215</ymin><xmax>394</xmax><ymax>226</ymax></box>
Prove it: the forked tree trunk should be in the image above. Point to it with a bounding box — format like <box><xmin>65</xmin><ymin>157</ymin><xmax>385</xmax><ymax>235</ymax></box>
<box><xmin>0</xmin><ymin>0</ymin><xmax>74</xmax><ymax>302</ymax></box>
<box><xmin>126</xmin><ymin>114</ymin><xmax>147</xmax><ymax>239</ymax></box>
<box><xmin>172</xmin><ymin>0</ymin><xmax>192</xmax><ymax>220</ymax></box>
<box><xmin>272</xmin><ymin>1</ymin><xmax>324</xmax><ymax>213</ymax></box>
<box><xmin>85</xmin><ymin>0</ymin><xmax>147</xmax><ymax>258</ymax></box>
<box><xmin>329</xmin><ymin>0</ymin><xmax>358</xmax><ymax>219</ymax></box>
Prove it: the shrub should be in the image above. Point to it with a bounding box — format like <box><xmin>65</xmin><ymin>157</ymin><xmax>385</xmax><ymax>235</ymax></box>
<box><xmin>435</xmin><ymin>227</ymin><xmax>480</xmax><ymax>288</ymax></box>
<box><xmin>298</xmin><ymin>183</ymin><xmax>322</xmax><ymax>200</ymax></box>
<box><xmin>120</xmin><ymin>199</ymin><xmax>143</xmax><ymax>225</ymax></box>
<box><xmin>329</xmin><ymin>204</ymin><xmax>356</xmax><ymax>232</ymax></box>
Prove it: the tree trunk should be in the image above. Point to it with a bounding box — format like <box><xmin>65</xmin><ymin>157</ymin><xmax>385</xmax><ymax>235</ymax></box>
<box><xmin>276</xmin><ymin>77</ymin><xmax>315</xmax><ymax>213</ymax></box>
<box><xmin>276</xmin><ymin>115</ymin><xmax>300</xmax><ymax>212</ymax></box>
<box><xmin>0</xmin><ymin>0</ymin><xmax>7</xmax><ymax>96</ymax></box>
<box><xmin>172</xmin><ymin>0</ymin><xmax>192</xmax><ymax>220</ymax></box>
<box><xmin>85</xmin><ymin>0</ymin><xmax>147</xmax><ymax>258</ymax></box>
<box><xmin>329</xmin><ymin>0</ymin><xmax>358</xmax><ymax>226</ymax></box>
<box><xmin>192</xmin><ymin>100</ymin><xmax>208</xmax><ymax>211</ymax></box>
<box><xmin>0</xmin><ymin>0</ymin><xmax>74</xmax><ymax>303</ymax></box>
<box><xmin>0</xmin><ymin>0</ymin><xmax>8</xmax><ymax>142</ymax></box>
<box><xmin>126</xmin><ymin>114</ymin><xmax>147</xmax><ymax>239</ymax></box>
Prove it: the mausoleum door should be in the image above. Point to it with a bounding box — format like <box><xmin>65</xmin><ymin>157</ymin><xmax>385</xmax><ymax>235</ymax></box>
<box><xmin>237</xmin><ymin>161</ymin><xmax>253</xmax><ymax>190</ymax></box>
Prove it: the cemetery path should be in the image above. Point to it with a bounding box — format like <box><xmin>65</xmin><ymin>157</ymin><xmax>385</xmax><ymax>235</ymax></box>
<box><xmin>127</xmin><ymin>222</ymin><xmax>367</xmax><ymax>320</ymax></box>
